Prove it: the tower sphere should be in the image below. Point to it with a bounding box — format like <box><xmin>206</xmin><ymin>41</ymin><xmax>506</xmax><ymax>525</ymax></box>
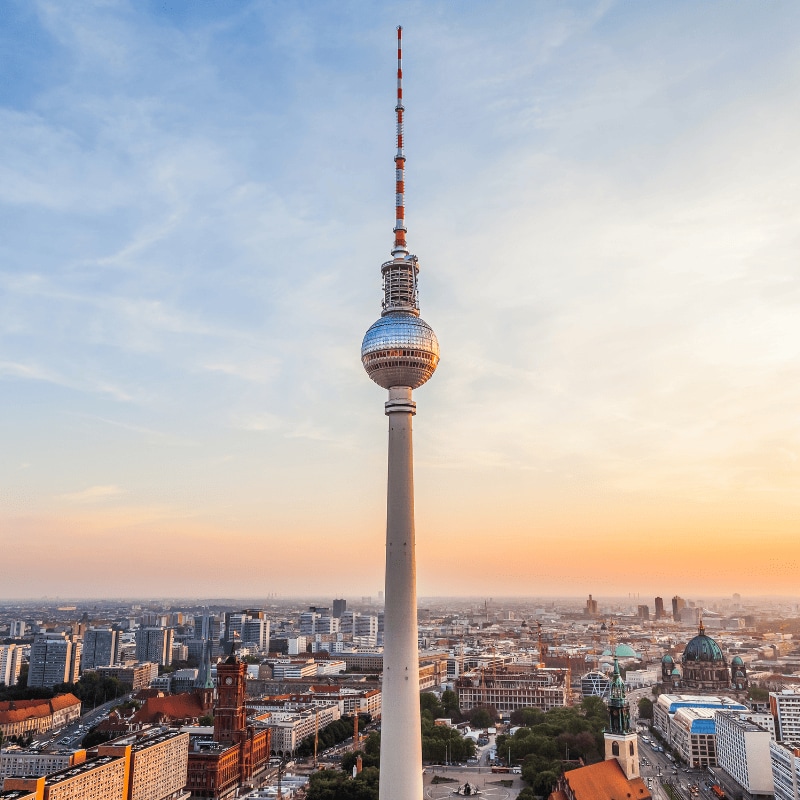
<box><xmin>361</xmin><ymin>311</ymin><xmax>439</xmax><ymax>389</ymax></box>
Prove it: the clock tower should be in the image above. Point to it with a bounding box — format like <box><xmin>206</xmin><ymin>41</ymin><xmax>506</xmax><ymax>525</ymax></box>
<box><xmin>214</xmin><ymin>655</ymin><xmax>248</xmax><ymax>744</ymax></box>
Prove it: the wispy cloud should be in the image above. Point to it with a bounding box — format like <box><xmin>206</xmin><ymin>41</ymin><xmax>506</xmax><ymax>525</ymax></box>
<box><xmin>58</xmin><ymin>485</ymin><xmax>127</xmax><ymax>504</ymax></box>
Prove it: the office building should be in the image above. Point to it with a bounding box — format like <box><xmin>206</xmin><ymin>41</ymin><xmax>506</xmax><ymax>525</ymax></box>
<box><xmin>672</xmin><ymin>595</ymin><xmax>686</xmax><ymax>621</ymax></box>
<box><xmin>82</xmin><ymin>628</ymin><xmax>120</xmax><ymax>671</ymax></box>
<box><xmin>654</xmin><ymin>597</ymin><xmax>665</xmax><ymax>620</ymax></box>
<box><xmin>773</xmin><ymin>691</ymin><xmax>800</xmax><ymax>742</ymax></box>
<box><xmin>771</xmin><ymin>741</ymin><xmax>800</xmax><ymax>800</ymax></box>
<box><xmin>715</xmin><ymin>710</ymin><xmax>774</xmax><ymax>797</ymax></box>
<box><xmin>332</xmin><ymin>599</ymin><xmax>346</xmax><ymax>619</ymax></box>
<box><xmin>135</xmin><ymin>628</ymin><xmax>174</xmax><ymax>667</ymax></box>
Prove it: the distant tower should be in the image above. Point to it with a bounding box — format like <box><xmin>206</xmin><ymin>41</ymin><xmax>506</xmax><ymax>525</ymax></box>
<box><xmin>604</xmin><ymin>658</ymin><xmax>639</xmax><ymax>779</ymax></box>
<box><xmin>361</xmin><ymin>27</ymin><xmax>439</xmax><ymax>800</ymax></box>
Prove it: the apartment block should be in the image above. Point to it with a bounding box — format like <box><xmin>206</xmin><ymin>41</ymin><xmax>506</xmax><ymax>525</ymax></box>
<box><xmin>715</xmin><ymin>710</ymin><xmax>774</xmax><ymax>796</ymax></box>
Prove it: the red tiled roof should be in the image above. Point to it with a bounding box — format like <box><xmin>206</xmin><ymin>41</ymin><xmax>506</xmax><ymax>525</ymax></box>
<box><xmin>564</xmin><ymin>759</ymin><xmax>651</xmax><ymax>800</ymax></box>
<box><xmin>132</xmin><ymin>692</ymin><xmax>207</xmax><ymax>724</ymax></box>
<box><xmin>0</xmin><ymin>694</ymin><xmax>80</xmax><ymax>724</ymax></box>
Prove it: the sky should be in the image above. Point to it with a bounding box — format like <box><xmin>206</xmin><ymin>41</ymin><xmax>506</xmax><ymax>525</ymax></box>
<box><xmin>1</xmin><ymin>1</ymin><xmax>799</xmax><ymax>601</ymax></box>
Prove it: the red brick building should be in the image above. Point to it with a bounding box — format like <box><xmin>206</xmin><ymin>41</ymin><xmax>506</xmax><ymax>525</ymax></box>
<box><xmin>186</xmin><ymin>656</ymin><xmax>270</xmax><ymax>799</ymax></box>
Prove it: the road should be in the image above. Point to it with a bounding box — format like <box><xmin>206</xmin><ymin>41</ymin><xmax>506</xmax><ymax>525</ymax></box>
<box><xmin>32</xmin><ymin>696</ymin><xmax>127</xmax><ymax>750</ymax></box>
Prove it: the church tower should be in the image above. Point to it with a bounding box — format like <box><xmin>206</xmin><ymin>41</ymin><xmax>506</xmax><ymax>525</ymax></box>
<box><xmin>604</xmin><ymin>657</ymin><xmax>639</xmax><ymax>779</ymax></box>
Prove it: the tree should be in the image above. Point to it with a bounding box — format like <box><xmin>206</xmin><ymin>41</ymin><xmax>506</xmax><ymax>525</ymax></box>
<box><xmin>307</xmin><ymin>766</ymin><xmax>379</xmax><ymax>800</ymax></box>
<box><xmin>638</xmin><ymin>697</ymin><xmax>654</xmax><ymax>720</ymax></box>
<box><xmin>441</xmin><ymin>690</ymin><xmax>461</xmax><ymax>720</ymax></box>
<box><xmin>748</xmin><ymin>686</ymin><xmax>769</xmax><ymax>702</ymax></box>
<box><xmin>469</xmin><ymin>706</ymin><xmax>495</xmax><ymax>729</ymax></box>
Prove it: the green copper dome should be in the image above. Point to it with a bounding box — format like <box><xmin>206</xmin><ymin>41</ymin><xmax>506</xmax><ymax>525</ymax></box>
<box><xmin>731</xmin><ymin>655</ymin><xmax>744</xmax><ymax>666</ymax></box>
<box><xmin>682</xmin><ymin>625</ymin><xmax>725</xmax><ymax>663</ymax></box>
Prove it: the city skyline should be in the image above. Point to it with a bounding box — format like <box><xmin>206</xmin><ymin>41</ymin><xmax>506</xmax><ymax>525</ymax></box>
<box><xmin>2</xmin><ymin>1</ymin><xmax>800</xmax><ymax>599</ymax></box>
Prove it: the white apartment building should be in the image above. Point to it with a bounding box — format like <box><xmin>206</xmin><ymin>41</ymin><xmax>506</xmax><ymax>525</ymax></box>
<box><xmin>773</xmin><ymin>691</ymin><xmax>800</xmax><ymax>742</ymax></box>
<box><xmin>257</xmin><ymin>704</ymin><xmax>341</xmax><ymax>755</ymax></box>
<box><xmin>0</xmin><ymin>645</ymin><xmax>23</xmax><ymax>687</ymax></box>
<box><xmin>0</xmin><ymin>748</ymin><xmax>85</xmax><ymax>778</ymax></box>
<box><xmin>715</xmin><ymin>710</ymin><xmax>774</xmax><ymax>796</ymax></box>
<box><xmin>771</xmin><ymin>741</ymin><xmax>800</xmax><ymax>800</ymax></box>
<box><xmin>28</xmin><ymin>635</ymin><xmax>81</xmax><ymax>689</ymax></box>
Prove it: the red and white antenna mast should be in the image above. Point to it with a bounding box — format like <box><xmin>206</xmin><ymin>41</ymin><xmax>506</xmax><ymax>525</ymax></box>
<box><xmin>393</xmin><ymin>25</ymin><xmax>407</xmax><ymax>256</ymax></box>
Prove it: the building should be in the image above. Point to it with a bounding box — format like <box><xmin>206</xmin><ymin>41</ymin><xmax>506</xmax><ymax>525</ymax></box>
<box><xmin>82</xmin><ymin>629</ymin><xmax>120</xmax><ymax>672</ymax></box>
<box><xmin>185</xmin><ymin>655</ymin><xmax>270</xmax><ymax>799</ymax></box>
<box><xmin>680</xmin><ymin>622</ymin><xmax>731</xmax><ymax>691</ymax></box>
<box><xmin>654</xmin><ymin>694</ymin><xmax>747</xmax><ymax>767</ymax></box>
<box><xmin>136</xmin><ymin>628</ymin><xmax>174</xmax><ymax>667</ymax></box>
<box><xmin>0</xmin><ymin>749</ymin><xmax>86</xmax><ymax>779</ymax></box>
<box><xmin>28</xmin><ymin>636</ymin><xmax>81</xmax><ymax>689</ymax></box>
<box><xmin>770</xmin><ymin>741</ymin><xmax>800</xmax><ymax>800</ymax></box>
<box><xmin>102</xmin><ymin>728</ymin><xmax>190</xmax><ymax>800</ymax></box>
<box><xmin>772</xmin><ymin>691</ymin><xmax>800</xmax><ymax>741</ymax></box>
<box><xmin>581</xmin><ymin>670</ymin><xmax>610</xmax><ymax>699</ymax></box>
<box><xmin>9</xmin><ymin>622</ymin><xmax>26</xmax><ymax>639</ymax></box>
<box><xmin>672</xmin><ymin>596</ymin><xmax>686</xmax><ymax>621</ymax></box>
<box><xmin>96</xmin><ymin>663</ymin><xmax>157</xmax><ymax>692</ymax></box>
<box><xmin>0</xmin><ymin>645</ymin><xmax>23</xmax><ymax>688</ymax></box>
<box><xmin>359</xmin><ymin>27</ymin><xmax>440</xmax><ymax>800</ymax></box>
<box><xmin>714</xmin><ymin>711</ymin><xmax>774</xmax><ymax>798</ymax></box>
<box><xmin>585</xmin><ymin>595</ymin><xmax>598</xmax><ymax>616</ymax></box>
<box><xmin>654</xmin><ymin>597</ymin><xmax>665</xmax><ymax>620</ymax></box>
<box><xmin>332</xmin><ymin>600</ymin><xmax>346</xmax><ymax>619</ymax></box>
<box><xmin>0</xmin><ymin>695</ymin><xmax>81</xmax><ymax>740</ymax></box>
<box><xmin>637</xmin><ymin>605</ymin><xmax>649</xmax><ymax>621</ymax></box>
<box><xmin>456</xmin><ymin>668</ymin><xmax>567</xmax><ymax>714</ymax></box>
<box><xmin>3</xmin><ymin>753</ymin><xmax>128</xmax><ymax>800</ymax></box>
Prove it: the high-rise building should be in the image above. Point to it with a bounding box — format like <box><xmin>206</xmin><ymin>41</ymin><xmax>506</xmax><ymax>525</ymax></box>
<box><xmin>637</xmin><ymin>605</ymin><xmax>649</xmax><ymax>621</ymax></box>
<box><xmin>772</xmin><ymin>690</ymin><xmax>800</xmax><ymax>742</ymax></box>
<box><xmin>82</xmin><ymin>628</ymin><xmax>120</xmax><ymax>672</ymax></box>
<box><xmin>9</xmin><ymin>621</ymin><xmax>26</xmax><ymax>638</ymax></box>
<box><xmin>714</xmin><ymin>711</ymin><xmax>774</xmax><ymax>796</ymax></box>
<box><xmin>359</xmin><ymin>28</ymin><xmax>440</xmax><ymax>800</ymax></box>
<box><xmin>672</xmin><ymin>595</ymin><xmax>686</xmax><ymax>621</ymax></box>
<box><xmin>134</xmin><ymin>628</ymin><xmax>174</xmax><ymax>667</ymax></box>
<box><xmin>770</xmin><ymin>741</ymin><xmax>800</xmax><ymax>800</ymax></box>
<box><xmin>332</xmin><ymin>599</ymin><xmax>346</xmax><ymax>618</ymax></box>
<box><xmin>585</xmin><ymin>595</ymin><xmax>598</xmax><ymax>616</ymax></box>
<box><xmin>0</xmin><ymin>644</ymin><xmax>23</xmax><ymax>687</ymax></box>
<box><xmin>28</xmin><ymin>635</ymin><xmax>81</xmax><ymax>689</ymax></box>
<box><xmin>654</xmin><ymin>597</ymin><xmax>665</xmax><ymax>620</ymax></box>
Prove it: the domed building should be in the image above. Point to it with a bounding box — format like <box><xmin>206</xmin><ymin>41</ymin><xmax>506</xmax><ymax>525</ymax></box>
<box><xmin>661</xmin><ymin>653</ymin><xmax>677</xmax><ymax>687</ymax></box>
<box><xmin>680</xmin><ymin>622</ymin><xmax>730</xmax><ymax>691</ymax></box>
<box><xmin>731</xmin><ymin>655</ymin><xmax>748</xmax><ymax>691</ymax></box>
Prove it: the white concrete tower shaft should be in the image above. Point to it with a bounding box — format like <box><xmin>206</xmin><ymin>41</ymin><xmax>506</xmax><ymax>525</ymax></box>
<box><xmin>380</xmin><ymin>385</ymin><xmax>422</xmax><ymax>800</ymax></box>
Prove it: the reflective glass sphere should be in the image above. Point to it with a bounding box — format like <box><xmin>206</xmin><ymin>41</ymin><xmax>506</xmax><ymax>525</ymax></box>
<box><xmin>361</xmin><ymin>312</ymin><xmax>439</xmax><ymax>389</ymax></box>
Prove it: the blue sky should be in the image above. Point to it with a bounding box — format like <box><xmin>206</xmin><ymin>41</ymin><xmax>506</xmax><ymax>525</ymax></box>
<box><xmin>1</xmin><ymin>1</ymin><xmax>799</xmax><ymax>599</ymax></box>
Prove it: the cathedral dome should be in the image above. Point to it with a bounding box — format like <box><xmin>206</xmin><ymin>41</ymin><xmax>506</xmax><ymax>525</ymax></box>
<box><xmin>682</xmin><ymin>626</ymin><xmax>725</xmax><ymax>663</ymax></box>
<box><xmin>662</xmin><ymin>654</ymin><xmax>674</xmax><ymax>663</ymax></box>
<box><xmin>731</xmin><ymin>655</ymin><xmax>744</xmax><ymax>666</ymax></box>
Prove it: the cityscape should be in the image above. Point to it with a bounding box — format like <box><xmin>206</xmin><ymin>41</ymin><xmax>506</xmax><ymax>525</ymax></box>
<box><xmin>2</xmin><ymin>3</ymin><xmax>800</xmax><ymax>800</ymax></box>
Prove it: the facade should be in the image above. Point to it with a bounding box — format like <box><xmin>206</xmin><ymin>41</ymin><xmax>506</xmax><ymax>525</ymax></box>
<box><xmin>359</xmin><ymin>27</ymin><xmax>440</xmax><ymax>800</ymax></box>
<box><xmin>655</xmin><ymin>597</ymin><xmax>665</xmax><ymax>620</ymax></box>
<box><xmin>770</xmin><ymin>741</ymin><xmax>800</xmax><ymax>800</ymax></box>
<box><xmin>332</xmin><ymin>600</ymin><xmax>346</xmax><ymax>619</ymax></box>
<box><xmin>4</xmin><ymin>753</ymin><xmax>129</xmax><ymax>800</ymax></box>
<box><xmin>0</xmin><ymin>750</ymin><xmax>86</xmax><ymax>779</ymax></box>
<box><xmin>714</xmin><ymin>711</ymin><xmax>774</xmax><ymax>797</ymax></box>
<box><xmin>102</xmin><ymin>728</ymin><xmax>190</xmax><ymax>800</ymax></box>
<box><xmin>581</xmin><ymin>670</ymin><xmax>610</xmax><ymax>699</ymax></box>
<box><xmin>82</xmin><ymin>629</ymin><xmax>120</xmax><ymax>672</ymax></box>
<box><xmin>96</xmin><ymin>663</ymin><xmax>156</xmax><ymax>691</ymax></box>
<box><xmin>0</xmin><ymin>645</ymin><xmax>23</xmax><ymax>688</ymax></box>
<box><xmin>28</xmin><ymin>636</ymin><xmax>81</xmax><ymax>690</ymax></box>
<box><xmin>0</xmin><ymin>695</ymin><xmax>81</xmax><ymax>740</ymax></box>
<box><xmin>457</xmin><ymin>669</ymin><xmax>567</xmax><ymax>713</ymax></box>
<box><xmin>136</xmin><ymin>628</ymin><xmax>174</xmax><ymax>667</ymax></box>
<box><xmin>672</xmin><ymin>596</ymin><xmax>686</xmax><ymax>621</ymax></box>
<box><xmin>772</xmin><ymin>691</ymin><xmax>800</xmax><ymax>741</ymax></box>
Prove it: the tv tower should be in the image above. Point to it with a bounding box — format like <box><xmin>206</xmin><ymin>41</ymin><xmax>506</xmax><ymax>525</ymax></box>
<box><xmin>361</xmin><ymin>26</ymin><xmax>439</xmax><ymax>800</ymax></box>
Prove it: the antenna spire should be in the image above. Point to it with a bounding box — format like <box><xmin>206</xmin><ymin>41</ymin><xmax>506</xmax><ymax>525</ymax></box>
<box><xmin>393</xmin><ymin>25</ymin><xmax>407</xmax><ymax>256</ymax></box>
